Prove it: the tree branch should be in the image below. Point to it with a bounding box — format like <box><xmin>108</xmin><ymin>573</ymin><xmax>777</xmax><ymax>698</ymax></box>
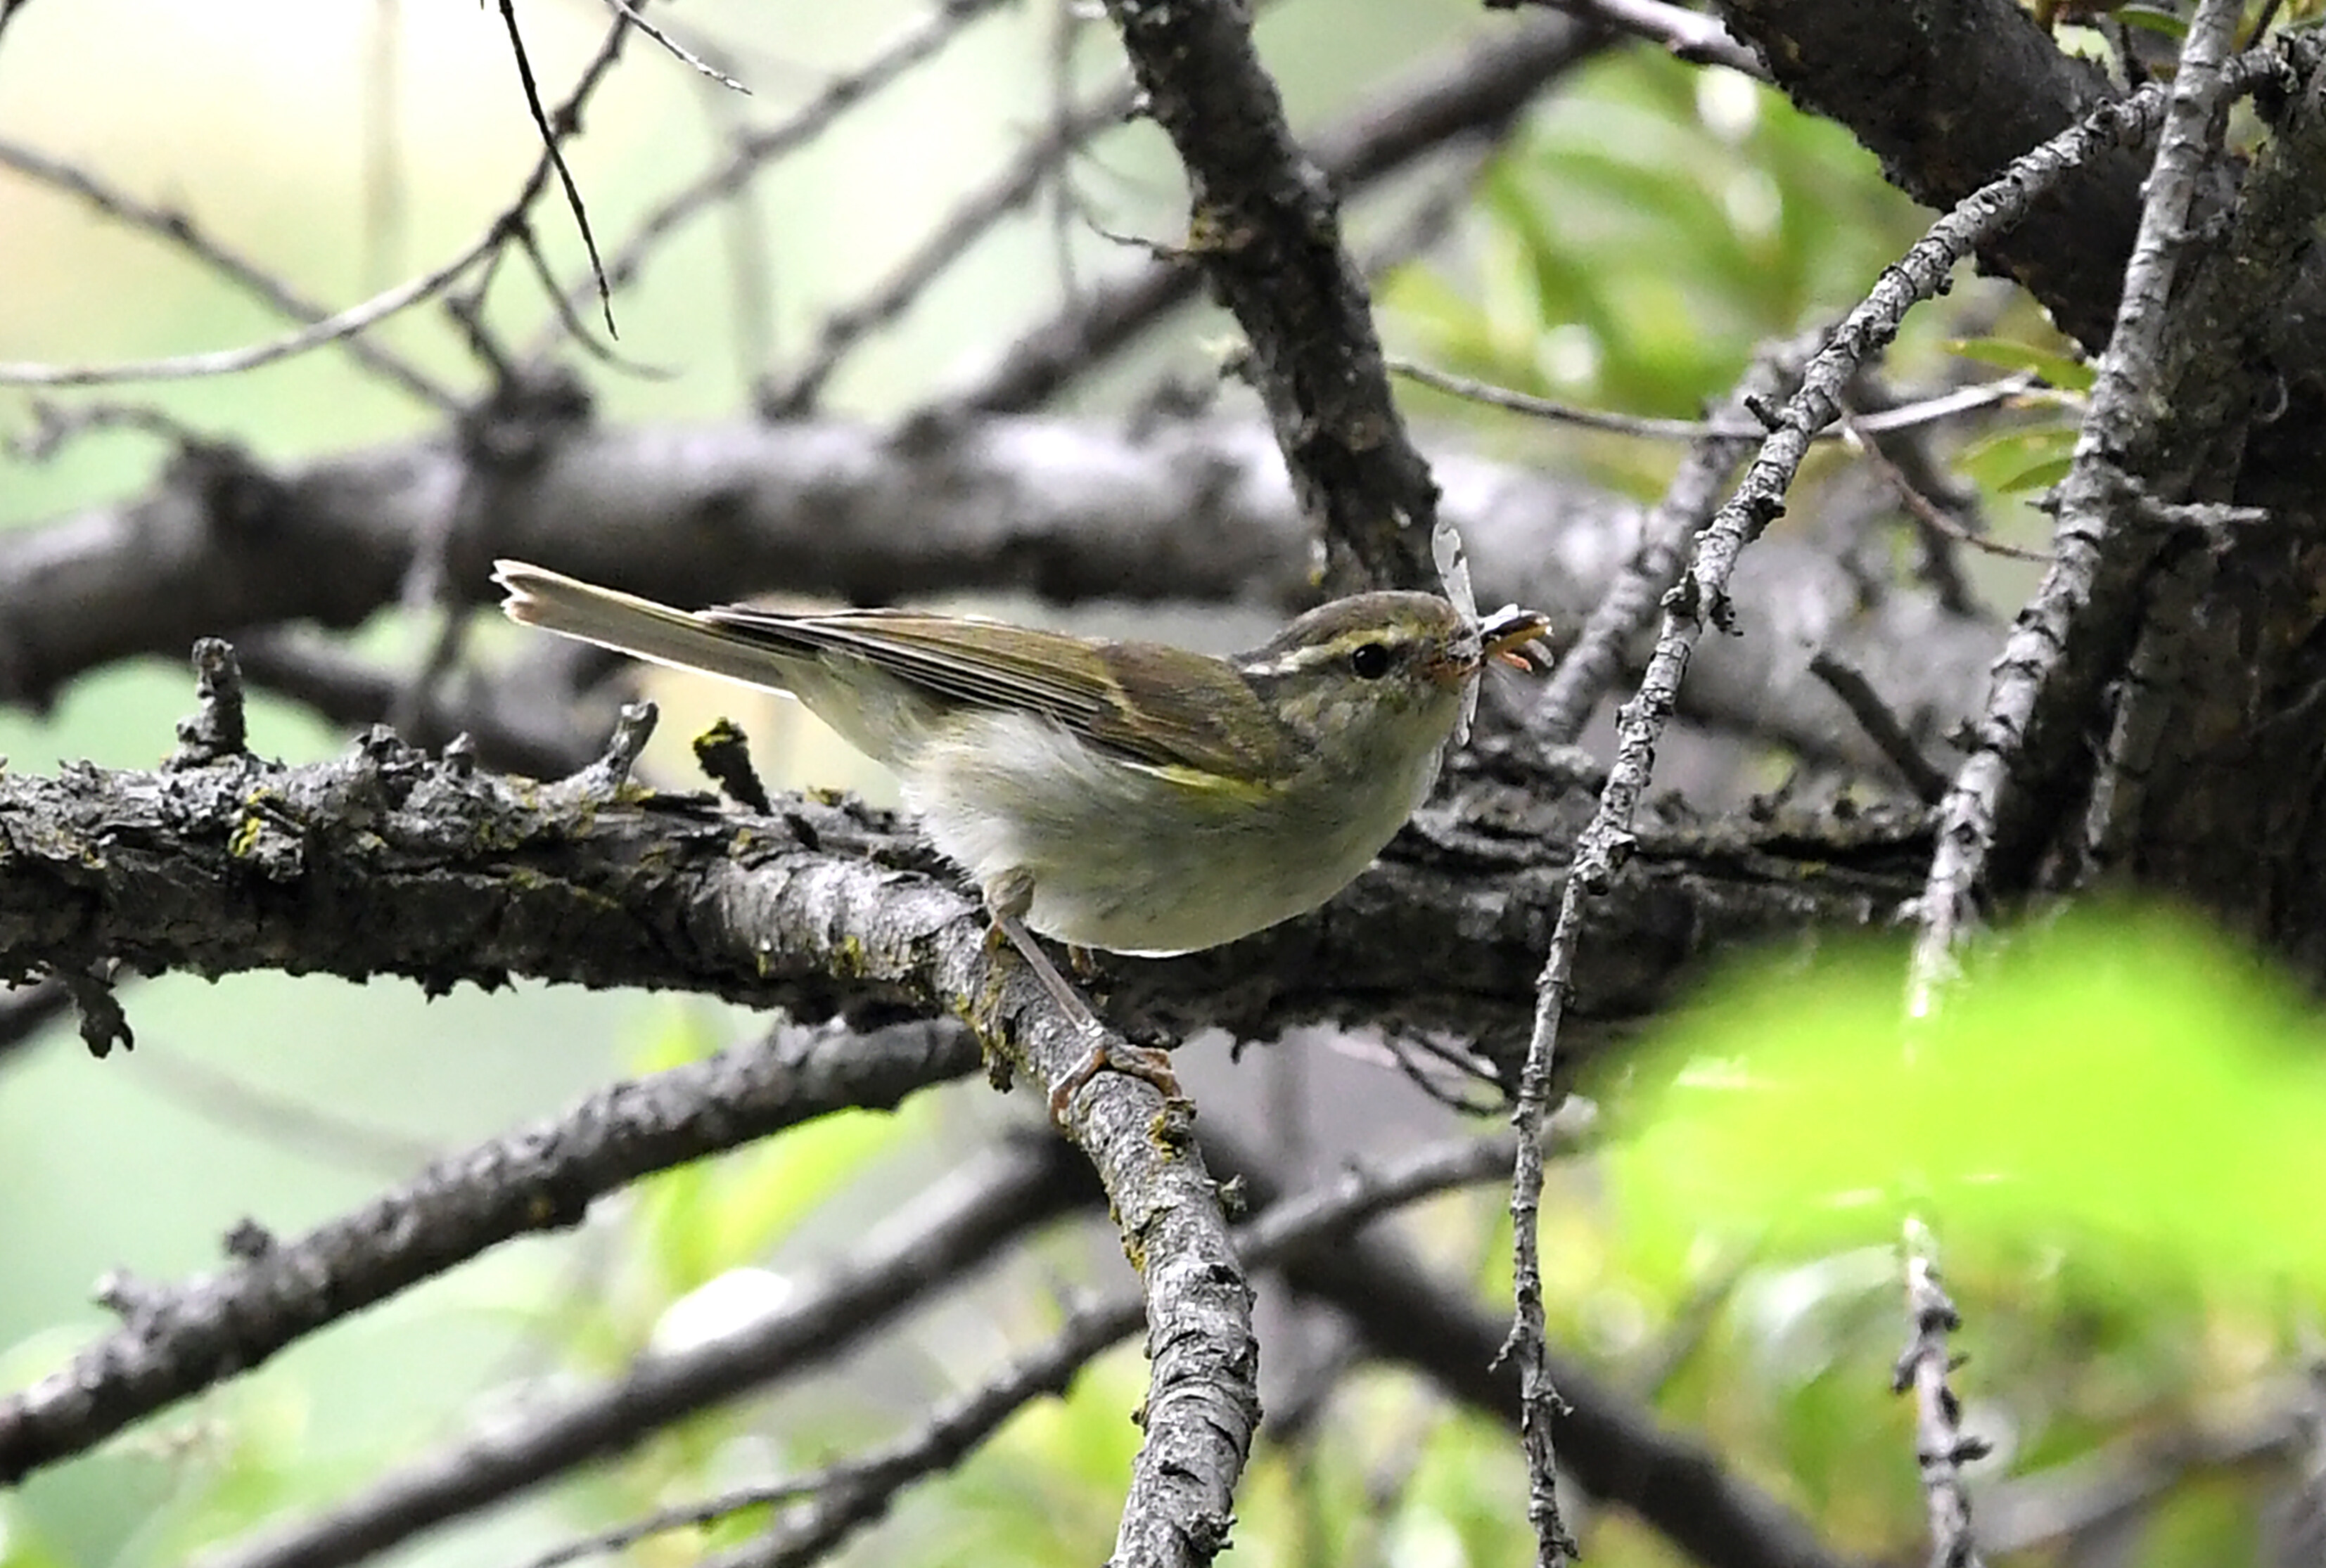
<box><xmin>1093</xmin><ymin>0</ymin><xmax>1480</xmax><ymax>591</ymax></box>
<box><xmin>0</xmin><ymin>418</ymin><xmax>1994</xmax><ymax>776</ymax></box>
<box><xmin>0</xmin><ymin>693</ymin><xmax>1924</xmax><ymax>1073</ymax></box>
<box><xmin>200</xmin><ymin>1133</ymin><xmax>1092</xmax><ymax>1568</ymax></box>
<box><xmin>941</xmin><ymin>11</ymin><xmax>1602</xmax><ymax>419</ymax></box>
<box><xmin>0</xmin><ymin>1015</ymin><xmax>983</xmax><ymax>1485</ymax></box>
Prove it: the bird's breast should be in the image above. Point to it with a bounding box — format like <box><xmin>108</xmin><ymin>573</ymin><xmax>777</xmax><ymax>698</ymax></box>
<box><xmin>901</xmin><ymin>709</ymin><xmax>1447</xmax><ymax>956</ymax></box>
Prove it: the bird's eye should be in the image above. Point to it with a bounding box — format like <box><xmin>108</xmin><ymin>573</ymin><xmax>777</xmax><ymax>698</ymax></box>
<box><xmin>1348</xmin><ymin>641</ymin><xmax>1393</xmax><ymax>681</ymax></box>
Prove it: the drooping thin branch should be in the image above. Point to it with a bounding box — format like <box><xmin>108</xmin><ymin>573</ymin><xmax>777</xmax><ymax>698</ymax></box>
<box><xmin>0</xmin><ymin>138</ymin><xmax>456</xmax><ymax>410</ymax></box>
<box><xmin>603</xmin><ymin>0</ymin><xmax>748</xmax><ymax>91</ymax></box>
<box><xmin>492</xmin><ymin>0</ymin><xmax>616</xmax><ymax>335</ymax></box>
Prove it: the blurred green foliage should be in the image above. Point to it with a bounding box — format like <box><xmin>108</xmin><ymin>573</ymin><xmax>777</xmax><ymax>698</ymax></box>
<box><xmin>1598</xmin><ymin>906</ymin><xmax>2323</xmax><ymax>1562</ymax></box>
<box><xmin>1385</xmin><ymin>51</ymin><xmax>1936</xmax><ymax>494</ymax></box>
<box><xmin>1613</xmin><ymin>906</ymin><xmax>2326</xmax><ymax>1298</ymax></box>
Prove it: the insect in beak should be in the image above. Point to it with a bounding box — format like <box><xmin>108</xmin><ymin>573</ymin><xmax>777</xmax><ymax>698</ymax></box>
<box><xmin>1480</xmin><ymin>607</ymin><xmax>1553</xmax><ymax>673</ymax></box>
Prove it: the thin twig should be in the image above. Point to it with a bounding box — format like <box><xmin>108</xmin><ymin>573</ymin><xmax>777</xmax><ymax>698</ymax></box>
<box><xmin>535</xmin><ymin>0</ymin><xmax>1011</xmax><ymax>352</ymax></box>
<box><xmin>1838</xmin><ymin>412</ymin><xmax>2051</xmax><ymax>563</ymax></box>
<box><xmin>1894</xmin><ymin>1219</ymin><xmax>1989</xmax><ymax>1567</ymax></box>
<box><xmin>757</xmin><ymin>80</ymin><xmax>1139</xmax><ymax>413</ymax></box>
<box><xmin>1393</xmin><ymin>356</ymin><xmax>2040</xmax><ymax>443</ymax></box>
<box><xmin>940</xmin><ymin>13</ymin><xmax>1600</xmax><ymax>416</ymax></box>
<box><xmin>122</xmin><ymin>1045</ymin><xmax>442</xmax><ymax>1178</ymax></box>
<box><xmin>0</xmin><ymin>140</ymin><xmax>456</xmax><ymax>406</ymax></box>
<box><xmin>494</xmin><ymin>0</ymin><xmax>617</xmax><ymax>335</ymax></box>
<box><xmin>1527</xmin><ymin>330</ymin><xmax>1819</xmax><ymax>746</ymax></box>
<box><xmin>1809</xmin><ymin>649</ymin><xmax>1953</xmax><ymax>803</ymax></box>
<box><xmin>603</xmin><ymin>0</ymin><xmax>748</xmax><ymax>91</ymax></box>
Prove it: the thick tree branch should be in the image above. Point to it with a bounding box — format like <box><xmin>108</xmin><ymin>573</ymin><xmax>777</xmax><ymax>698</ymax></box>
<box><xmin>1097</xmin><ymin>0</ymin><xmax>1451</xmax><ymax>592</ymax></box>
<box><xmin>0</xmin><ymin>699</ymin><xmax>1924</xmax><ymax>1072</ymax></box>
<box><xmin>1</xmin><ymin>418</ymin><xmax>1993</xmax><ymax>775</ymax></box>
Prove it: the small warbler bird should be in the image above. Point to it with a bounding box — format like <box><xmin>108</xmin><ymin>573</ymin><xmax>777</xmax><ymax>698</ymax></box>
<box><xmin>493</xmin><ymin>560</ymin><xmax>1550</xmax><ymax>1113</ymax></box>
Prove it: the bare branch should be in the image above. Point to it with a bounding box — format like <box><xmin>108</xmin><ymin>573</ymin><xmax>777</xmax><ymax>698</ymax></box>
<box><xmin>1809</xmin><ymin>650</ymin><xmax>1953</xmax><ymax>804</ymax></box>
<box><xmin>0</xmin><ymin>1015</ymin><xmax>983</xmax><ymax>1486</ymax></box>
<box><xmin>941</xmin><ymin>13</ymin><xmax>1601</xmax><ymax>419</ymax></box>
<box><xmin>757</xmin><ymin>81</ymin><xmax>1139</xmax><ymax>414</ymax></box>
<box><xmin>1393</xmin><ymin>356</ymin><xmax>2040</xmax><ymax>444</ymax></box>
<box><xmin>0</xmin><ymin>138</ymin><xmax>456</xmax><ymax>410</ymax></box>
<box><xmin>202</xmin><ymin>1131</ymin><xmax>1082</xmax><ymax>1568</ymax></box>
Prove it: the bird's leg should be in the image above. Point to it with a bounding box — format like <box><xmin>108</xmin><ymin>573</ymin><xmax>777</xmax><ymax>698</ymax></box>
<box><xmin>983</xmin><ymin>873</ymin><xmax>1181</xmax><ymax>1122</ymax></box>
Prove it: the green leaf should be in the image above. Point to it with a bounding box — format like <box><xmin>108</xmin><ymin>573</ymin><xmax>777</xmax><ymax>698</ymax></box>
<box><xmin>2116</xmin><ymin>4</ymin><xmax>2191</xmax><ymax>38</ymax></box>
<box><xmin>1611</xmin><ymin>906</ymin><xmax>2326</xmax><ymax>1302</ymax></box>
<box><xmin>1995</xmin><ymin>453</ymin><xmax>2075</xmax><ymax>494</ymax></box>
<box><xmin>1948</xmin><ymin>335</ymin><xmax>2096</xmax><ymax>392</ymax></box>
<box><xmin>1955</xmin><ymin>423</ymin><xmax>2078</xmax><ymax>495</ymax></box>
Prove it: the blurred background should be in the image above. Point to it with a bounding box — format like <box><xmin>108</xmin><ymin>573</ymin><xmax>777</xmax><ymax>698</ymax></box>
<box><xmin>0</xmin><ymin>1</ymin><xmax>2111</xmax><ymax>1564</ymax></box>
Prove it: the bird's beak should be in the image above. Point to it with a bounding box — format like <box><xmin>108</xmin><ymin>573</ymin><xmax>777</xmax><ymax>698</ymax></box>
<box><xmin>1427</xmin><ymin>607</ymin><xmax>1554</xmax><ymax>686</ymax></box>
